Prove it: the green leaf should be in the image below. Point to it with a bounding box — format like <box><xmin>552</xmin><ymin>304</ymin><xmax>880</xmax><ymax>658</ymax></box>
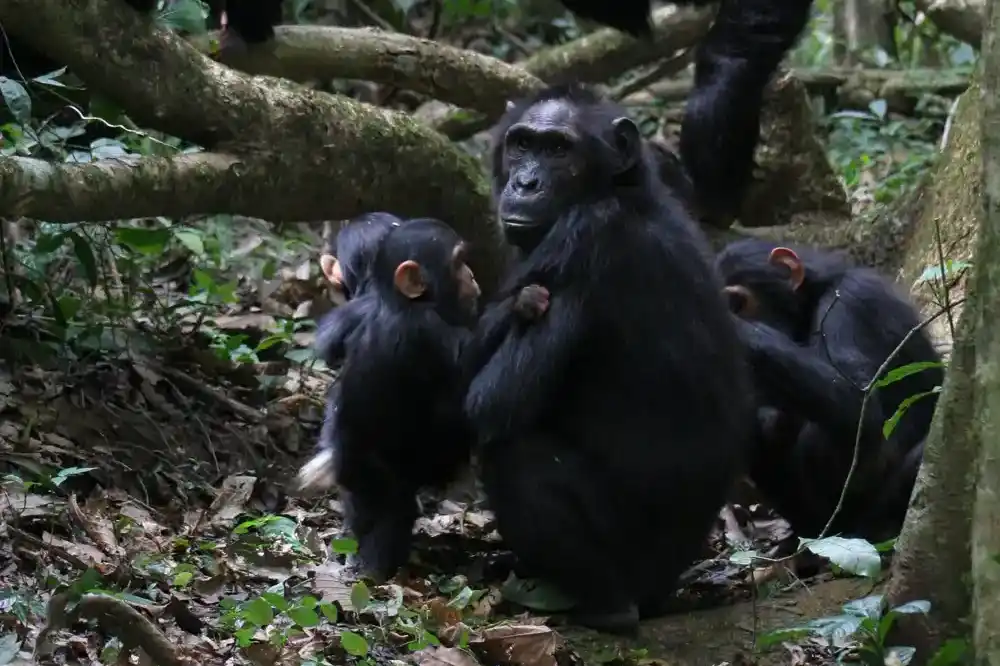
<box><xmin>159</xmin><ymin>0</ymin><xmax>209</xmax><ymax>34</ymax></box>
<box><xmin>873</xmin><ymin>361</ymin><xmax>945</xmax><ymax>389</ymax></box>
<box><xmin>806</xmin><ymin>614</ymin><xmax>864</xmax><ymax>645</ymax></box>
<box><xmin>802</xmin><ymin>537</ymin><xmax>881</xmax><ymax>578</ymax></box>
<box><xmin>883</xmin><ymin>388</ymin><xmax>941</xmax><ymax>439</ymax></box>
<box><xmin>340</xmin><ymin>631</ymin><xmax>369</xmax><ymax>657</ymax></box>
<box><xmin>35</xmin><ymin>232</ymin><xmax>68</xmax><ymax>254</ymax></box>
<box><xmin>173</xmin><ymin>229</ymin><xmax>205</xmax><ymax>256</ymax></box>
<box><xmin>260</xmin><ymin>592</ymin><xmax>289</xmax><ymax>612</ymax></box>
<box><xmin>68</xmin><ymin>232</ymin><xmax>99</xmax><ymax>287</ymax></box>
<box><xmin>916</xmin><ymin>260</ymin><xmax>971</xmax><ymax>285</ymax></box>
<box><xmin>729</xmin><ymin>549</ymin><xmax>759</xmax><ymax>566</ymax></box>
<box><xmin>0</xmin><ymin>78</ymin><xmax>31</xmax><ymax>124</ymax></box>
<box><xmin>173</xmin><ymin>571</ymin><xmax>194</xmax><ymax>588</ymax></box>
<box><xmin>243</xmin><ymin>597</ymin><xmax>275</xmax><ymax>627</ymax></box>
<box><xmin>50</xmin><ymin>466</ymin><xmax>97</xmax><ymax>487</ymax></box>
<box><xmin>115</xmin><ymin>227</ymin><xmax>172</xmax><ymax>255</ymax></box>
<box><xmin>299</xmin><ymin>596</ymin><xmax>318</xmax><ymax>609</ymax></box>
<box><xmin>755</xmin><ymin>627</ymin><xmax>811</xmax><ymax>650</ymax></box>
<box><xmin>350</xmin><ymin>581</ymin><xmax>371</xmax><ymax>612</ymax></box>
<box><xmin>330</xmin><ymin>538</ymin><xmax>358</xmax><ymax>555</ymax></box>
<box><xmin>842</xmin><ymin>595</ymin><xmax>886</xmax><ymax>621</ymax></box>
<box><xmin>887</xmin><ymin>646</ymin><xmax>917</xmax><ymax>666</ymax></box>
<box><xmin>928</xmin><ymin>638</ymin><xmax>969</xmax><ymax>666</ymax></box>
<box><xmin>319</xmin><ymin>602</ymin><xmax>338</xmax><ymax>622</ymax></box>
<box><xmin>891</xmin><ymin>600</ymin><xmax>930</xmax><ymax>615</ymax></box>
<box><xmin>288</xmin><ymin>606</ymin><xmax>320</xmax><ymax>628</ymax></box>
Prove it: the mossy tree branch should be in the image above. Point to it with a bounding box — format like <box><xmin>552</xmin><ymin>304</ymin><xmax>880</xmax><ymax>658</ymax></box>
<box><xmin>427</xmin><ymin>4</ymin><xmax>717</xmax><ymax>140</ymax></box>
<box><xmin>205</xmin><ymin>26</ymin><xmax>543</xmax><ymax>116</ymax></box>
<box><xmin>0</xmin><ymin>0</ymin><xmax>507</xmax><ymax>290</ymax></box>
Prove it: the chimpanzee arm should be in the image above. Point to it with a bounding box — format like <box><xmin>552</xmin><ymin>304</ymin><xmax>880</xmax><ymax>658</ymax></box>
<box><xmin>314</xmin><ymin>295</ymin><xmax>377</xmax><ymax>365</ymax></box>
<box><xmin>737</xmin><ymin>318</ymin><xmax>884</xmax><ymax>441</ymax></box>
<box><xmin>465</xmin><ymin>292</ymin><xmax>584</xmax><ymax>440</ymax></box>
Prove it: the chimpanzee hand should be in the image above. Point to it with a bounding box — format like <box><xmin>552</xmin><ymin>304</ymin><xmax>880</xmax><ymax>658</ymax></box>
<box><xmin>514</xmin><ymin>284</ymin><xmax>550</xmax><ymax>321</ymax></box>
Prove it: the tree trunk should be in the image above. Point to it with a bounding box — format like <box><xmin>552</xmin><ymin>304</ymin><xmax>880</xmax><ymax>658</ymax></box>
<box><xmin>972</xmin><ymin>0</ymin><xmax>1000</xmax><ymax>658</ymax></box>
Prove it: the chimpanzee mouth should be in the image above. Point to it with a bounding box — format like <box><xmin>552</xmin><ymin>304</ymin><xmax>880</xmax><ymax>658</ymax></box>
<box><xmin>501</xmin><ymin>217</ymin><xmax>538</xmax><ymax>228</ymax></box>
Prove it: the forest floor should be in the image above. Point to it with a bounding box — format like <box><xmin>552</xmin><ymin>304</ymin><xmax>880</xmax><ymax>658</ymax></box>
<box><xmin>0</xmin><ymin>323</ymin><xmax>885</xmax><ymax>666</ymax></box>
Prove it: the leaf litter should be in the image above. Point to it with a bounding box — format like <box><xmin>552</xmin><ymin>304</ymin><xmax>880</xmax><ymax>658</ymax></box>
<box><xmin>0</xmin><ymin>269</ymin><xmax>879</xmax><ymax>666</ymax></box>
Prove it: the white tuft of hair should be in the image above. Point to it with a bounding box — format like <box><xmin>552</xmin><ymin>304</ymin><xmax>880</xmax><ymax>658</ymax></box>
<box><xmin>297</xmin><ymin>449</ymin><xmax>336</xmax><ymax>493</ymax></box>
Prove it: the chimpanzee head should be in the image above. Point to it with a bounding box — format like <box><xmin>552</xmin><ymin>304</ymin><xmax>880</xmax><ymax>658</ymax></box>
<box><xmin>557</xmin><ymin>0</ymin><xmax>653</xmax><ymax>37</ymax></box>
<box><xmin>320</xmin><ymin>212</ymin><xmax>402</xmax><ymax>304</ymax></box>
<box><xmin>491</xmin><ymin>84</ymin><xmax>646</xmax><ymax>252</ymax></box>
<box><xmin>716</xmin><ymin>239</ymin><xmax>841</xmax><ymax>341</ymax></box>
<box><xmin>373</xmin><ymin>218</ymin><xmax>481</xmax><ymax>327</ymax></box>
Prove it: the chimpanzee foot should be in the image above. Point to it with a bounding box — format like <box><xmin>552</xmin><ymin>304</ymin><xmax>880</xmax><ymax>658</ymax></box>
<box><xmin>571</xmin><ymin>603</ymin><xmax>640</xmax><ymax>635</ymax></box>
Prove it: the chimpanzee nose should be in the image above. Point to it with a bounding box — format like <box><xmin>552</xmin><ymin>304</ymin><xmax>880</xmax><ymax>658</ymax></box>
<box><xmin>514</xmin><ymin>172</ymin><xmax>539</xmax><ymax>192</ymax></box>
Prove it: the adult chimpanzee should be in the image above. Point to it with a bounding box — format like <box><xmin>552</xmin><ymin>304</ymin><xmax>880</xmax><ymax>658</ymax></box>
<box><xmin>718</xmin><ymin>239</ymin><xmax>942</xmax><ymax>542</ymax></box>
<box><xmin>297</xmin><ymin>213</ymin><xmax>402</xmax><ymax>495</ymax></box>
<box><xmin>470</xmin><ymin>84</ymin><xmax>753</xmax><ymax>635</ymax></box>
<box><xmin>303</xmin><ymin>218</ymin><xmax>550</xmax><ymax>580</ymax></box>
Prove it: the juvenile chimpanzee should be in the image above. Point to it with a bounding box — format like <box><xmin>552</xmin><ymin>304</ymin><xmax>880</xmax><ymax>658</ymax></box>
<box><xmin>718</xmin><ymin>239</ymin><xmax>942</xmax><ymax>542</ymax></box>
<box><xmin>297</xmin><ymin>213</ymin><xmax>401</xmax><ymax>495</ymax></box>
<box><xmin>303</xmin><ymin>219</ymin><xmax>549</xmax><ymax>581</ymax></box>
<box><xmin>471</xmin><ymin>84</ymin><xmax>753</xmax><ymax>634</ymax></box>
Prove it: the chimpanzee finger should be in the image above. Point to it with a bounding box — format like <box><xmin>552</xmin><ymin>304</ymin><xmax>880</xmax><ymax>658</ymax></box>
<box><xmin>514</xmin><ymin>284</ymin><xmax>550</xmax><ymax>320</ymax></box>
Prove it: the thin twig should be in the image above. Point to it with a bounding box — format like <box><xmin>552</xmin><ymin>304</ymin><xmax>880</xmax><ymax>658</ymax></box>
<box><xmin>816</xmin><ymin>297</ymin><xmax>965</xmax><ymax>540</ymax></box>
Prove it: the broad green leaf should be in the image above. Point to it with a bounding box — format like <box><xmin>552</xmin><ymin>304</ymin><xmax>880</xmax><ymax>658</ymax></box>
<box><xmin>115</xmin><ymin>227</ymin><xmax>172</xmax><ymax>255</ymax></box>
<box><xmin>755</xmin><ymin>627</ymin><xmax>811</xmax><ymax>650</ymax></box>
<box><xmin>159</xmin><ymin>0</ymin><xmax>209</xmax><ymax>34</ymax></box>
<box><xmin>50</xmin><ymin>466</ymin><xmax>97</xmax><ymax>487</ymax></box>
<box><xmin>260</xmin><ymin>592</ymin><xmax>289</xmax><ymax>612</ymax></box>
<box><xmin>916</xmin><ymin>260</ymin><xmax>971</xmax><ymax>284</ymax></box>
<box><xmin>173</xmin><ymin>571</ymin><xmax>193</xmax><ymax>588</ymax></box>
<box><xmin>288</xmin><ymin>606</ymin><xmax>320</xmax><ymax>627</ymax></box>
<box><xmin>873</xmin><ymin>361</ymin><xmax>945</xmax><ymax>389</ymax></box>
<box><xmin>330</xmin><ymin>538</ymin><xmax>358</xmax><ymax>555</ymax></box>
<box><xmin>340</xmin><ymin>631</ymin><xmax>369</xmax><ymax>657</ymax></box>
<box><xmin>35</xmin><ymin>232</ymin><xmax>67</xmax><ymax>254</ymax></box>
<box><xmin>929</xmin><ymin>638</ymin><xmax>970</xmax><ymax>666</ymax></box>
<box><xmin>884</xmin><ymin>388</ymin><xmax>941</xmax><ymax>439</ymax></box>
<box><xmin>887</xmin><ymin>646</ymin><xmax>917</xmax><ymax>666</ymax></box>
<box><xmin>803</xmin><ymin>537</ymin><xmax>881</xmax><ymax>578</ymax></box>
<box><xmin>842</xmin><ymin>595</ymin><xmax>886</xmax><ymax>620</ymax></box>
<box><xmin>892</xmin><ymin>599</ymin><xmax>931</xmax><ymax>615</ymax></box>
<box><xmin>0</xmin><ymin>632</ymin><xmax>21</xmax><ymax>665</ymax></box>
<box><xmin>173</xmin><ymin>229</ymin><xmax>205</xmax><ymax>256</ymax></box>
<box><xmin>243</xmin><ymin>597</ymin><xmax>274</xmax><ymax>627</ymax></box>
<box><xmin>319</xmin><ymin>602</ymin><xmax>338</xmax><ymax>622</ymax></box>
<box><xmin>729</xmin><ymin>549</ymin><xmax>759</xmax><ymax>566</ymax></box>
<box><xmin>68</xmin><ymin>232</ymin><xmax>99</xmax><ymax>287</ymax></box>
<box><xmin>350</xmin><ymin>581</ymin><xmax>371</xmax><ymax>612</ymax></box>
<box><xmin>0</xmin><ymin>78</ymin><xmax>31</xmax><ymax>124</ymax></box>
<box><xmin>806</xmin><ymin>614</ymin><xmax>864</xmax><ymax>645</ymax></box>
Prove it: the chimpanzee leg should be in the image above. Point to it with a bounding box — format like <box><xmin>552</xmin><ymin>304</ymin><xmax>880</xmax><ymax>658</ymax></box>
<box><xmin>342</xmin><ymin>488</ymin><xmax>418</xmax><ymax>582</ymax></box>
<box><xmin>482</xmin><ymin>434</ymin><xmax>638</xmax><ymax>634</ymax></box>
<box><xmin>855</xmin><ymin>440</ymin><xmax>924</xmax><ymax>541</ymax></box>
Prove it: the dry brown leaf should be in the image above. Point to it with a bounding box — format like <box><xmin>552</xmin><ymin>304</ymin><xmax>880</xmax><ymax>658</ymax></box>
<box><xmin>472</xmin><ymin>624</ymin><xmax>563</xmax><ymax>666</ymax></box>
<box><xmin>41</xmin><ymin>532</ymin><xmax>106</xmax><ymax>566</ymax></box>
<box><xmin>207</xmin><ymin>475</ymin><xmax>256</xmax><ymax>527</ymax></box>
<box><xmin>0</xmin><ymin>490</ymin><xmax>64</xmax><ymax>519</ymax></box>
<box><xmin>309</xmin><ymin>560</ymin><xmax>354</xmax><ymax>606</ymax></box>
<box><xmin>414</xmin><ymin>646</ymin><xmax>481</xmax><ymax>666</ymax></box>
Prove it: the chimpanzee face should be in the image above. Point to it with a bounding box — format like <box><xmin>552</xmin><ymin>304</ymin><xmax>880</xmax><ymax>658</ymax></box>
<box><xmin>496</xmin><ymin>98</ymin><xmax>641</xmax><ymax>251</ymax></box>
<box><xmin>449</xmin><ymin>242</ymin><xmax>481</xmax><ymax>320</ymax></box>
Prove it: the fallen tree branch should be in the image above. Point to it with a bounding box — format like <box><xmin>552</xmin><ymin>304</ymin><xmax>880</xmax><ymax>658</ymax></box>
<box><xmin>635</xmin><ymin>66</ymin><xmax>971</xmax><ymax>106</ymax></box>
<box><xmin>199</xmin><ymin>26</ymin><xmax>543</xmax><ymax>116</ymax></box>
<box><xmin>427</xmin><ymin>3</ymin><xmax>716</xmax><ymax>140</ymax></box>
<box><xmin>0</xmin><ymin>0</ymin><xmax>506</xmax><ymax>290</ymax></box>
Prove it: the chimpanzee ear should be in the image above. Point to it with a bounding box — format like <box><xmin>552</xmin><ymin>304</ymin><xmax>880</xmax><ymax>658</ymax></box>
<box><xmin>320</xmin><ymin>254</ymin><xmax>342</xmax><ymax>287</ymax></box>
<box><xmin>768</xmin><ymin>247</ymin><xmax>805</xmax><ymax>291</ymax></box>
<box><xmin>393</xmin><ymin>260</ymin><xmax>427</xmax><ymax>299</ymax></box>
<box><xmin>611</xmin><ymin>117</ymin><xmax>641</xmax><ymax>172</ymax></box>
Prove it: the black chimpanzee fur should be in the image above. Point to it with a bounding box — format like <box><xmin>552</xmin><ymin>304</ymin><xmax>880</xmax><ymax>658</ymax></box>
<box><xmin>470</xmin><ymin>84</ymin><xmax>753</xmax><ymax>635</ymax></box>
<box><xmin>297</xmin><ymin>213</ymin><xmax>402</xmax><ymax>496</ymax></box>
<box><xmin>309</xmin><ymin>219</ymin><xmax>479</xmax><ymax>581</ymax></box>
<box><xmin>718</xmin><ymin>239</ymin><xmax>942</xmax><ymax>542</ymax></box>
